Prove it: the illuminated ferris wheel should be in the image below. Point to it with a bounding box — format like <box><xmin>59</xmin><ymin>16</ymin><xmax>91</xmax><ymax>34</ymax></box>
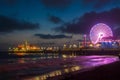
<box><xmin>90</xmin><ymin>23</ymin><xmax>113</xmax><ymax>44</ymax></box>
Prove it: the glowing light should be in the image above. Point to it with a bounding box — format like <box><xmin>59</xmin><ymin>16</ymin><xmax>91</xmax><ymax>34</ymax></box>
<box><xmin>95</xmin><ymin>43</ymin><xmax>101</xmax><ymax>48</ymax></box>
<box><xmin>64</xmin><ymin>68</ymin><xmax>69</xmax><ymax>73</ymax></box>
<box><xmin>63</xmin><ymin>44</ymin><xmax>67</xmax><ymax>49</ymax></box>
<box><xmin>62</xmin><ymin>54</ymin><xmax>67</xmax><ymax>58</ymax></box>
<box><xmin>73</xmin><ymin>44</ymin><xmax>77</xmax><ymax>48</ymax></box>
<box><xmin>9</xmin><ymin>41</ymin><xmax>41</xmax><ymax>56</ymax></box>
<box><xmin>90</xmin><ymin>23</ymin><xmax>113</xmax><ymax>44</ymax></box>
<box><xmin>89</xmin><ymin>44</ymin><xmax>93</xmax><ymax>47</ymax></box>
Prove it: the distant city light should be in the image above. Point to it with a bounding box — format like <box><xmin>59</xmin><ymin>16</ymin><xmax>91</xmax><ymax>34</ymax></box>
<box><xmin>90</xmin><ymin>23</ymin><xmax>113</xmax><ymax>44</ymax></box>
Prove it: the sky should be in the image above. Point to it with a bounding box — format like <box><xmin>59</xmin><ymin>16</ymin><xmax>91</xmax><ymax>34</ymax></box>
<box><xmin>0</xmin><ymin>0</ymin><xmax>120</xmax><ymax>50</ymax></box>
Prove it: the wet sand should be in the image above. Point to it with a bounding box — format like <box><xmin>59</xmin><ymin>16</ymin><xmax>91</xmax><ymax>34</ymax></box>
<box><xmin>49</xmin><ymin>60</ymin><xmax>120</xmax><ymax>80</ymax></box>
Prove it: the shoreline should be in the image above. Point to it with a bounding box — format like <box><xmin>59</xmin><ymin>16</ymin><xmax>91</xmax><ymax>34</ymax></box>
<box><xmin>48</xmin><ymin>60</ymin><xmax>120</xmax><ymax>80</ymax></box>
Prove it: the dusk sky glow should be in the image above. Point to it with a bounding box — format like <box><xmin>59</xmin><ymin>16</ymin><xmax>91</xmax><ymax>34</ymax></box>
<box><xmin>0</xmin><ymin>0</ymin><xmax>120</xmax><ymax>50</ymax></box>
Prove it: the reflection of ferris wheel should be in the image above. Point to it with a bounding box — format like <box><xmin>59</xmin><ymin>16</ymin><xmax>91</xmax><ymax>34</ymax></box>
<box><xmin>90</xmin><ymin>23</ymin><xmax>113</xmax><ymax>44</ymax></box>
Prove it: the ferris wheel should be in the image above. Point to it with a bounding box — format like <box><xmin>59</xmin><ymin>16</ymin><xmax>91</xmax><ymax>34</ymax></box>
<box><xmin>90</xmin><ymin>23</ymin><xmax>113</xmax><ymax>44</ymax></box>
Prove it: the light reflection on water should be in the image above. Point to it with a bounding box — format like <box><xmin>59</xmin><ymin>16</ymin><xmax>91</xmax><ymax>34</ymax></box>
<box><xmin>0</xmin><ymin>53</ymin><xmax>76</xmax><ymax>65</ymax></box>
<box><xmin>24</xmin><ymin>66</ymin><xmax>81</xmax><ymax>80</ymax></box>
<box><xmin>0</xmin><ymin>53</ymin><xmax>63</xmax><ymax>64</ymax></box>
<box><xmin>0</xmin><ymin>53</ymin><xmax>119</xmax><ymax>80</ymax></box>
<box><xmin>22</xmin><ymin>55</ymin><xmax>119</xmax><ymax>80</ymax></box>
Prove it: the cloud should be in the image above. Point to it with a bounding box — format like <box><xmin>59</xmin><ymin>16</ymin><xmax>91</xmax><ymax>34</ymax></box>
<box><xmin>41</xmin><ymin>0</ymin><xmax>72</xmax><ymax>9</ymax></box>
<box><xmin>53</xmin><ymin>8</ymin><xmax>120</xmax><ymax>37</ymax></box>
<box><xmin>48</xmin><ymin>15</ymin><xmax>63</xmax><ymax>24</ymax></box>
<box><xmin>34</xmin><ymin>34</ymin><xmax>72</xmax><ymax>39</ymax></box>
<box><xmin>0</xmin><ymin>15</ymin><xmax>40</xmax><ymax>33</ymax></box>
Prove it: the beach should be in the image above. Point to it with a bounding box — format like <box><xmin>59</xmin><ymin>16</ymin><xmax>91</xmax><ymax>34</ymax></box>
<box><xmin>0</xmin><ymin>55</ymin><xmax>119</xmax><ymax>80</ymax></box>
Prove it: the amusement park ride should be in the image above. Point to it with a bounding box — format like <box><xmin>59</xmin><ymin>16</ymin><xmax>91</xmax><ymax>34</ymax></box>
<box><xmin>90</xmin><ymin>23</ymin><xmax>119</xmax><ymax>48</ymax></box>
<box><xmin>90</xmin><ymin>23</ymin><xmax>113</xmax><ymax>44</ymax></box>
